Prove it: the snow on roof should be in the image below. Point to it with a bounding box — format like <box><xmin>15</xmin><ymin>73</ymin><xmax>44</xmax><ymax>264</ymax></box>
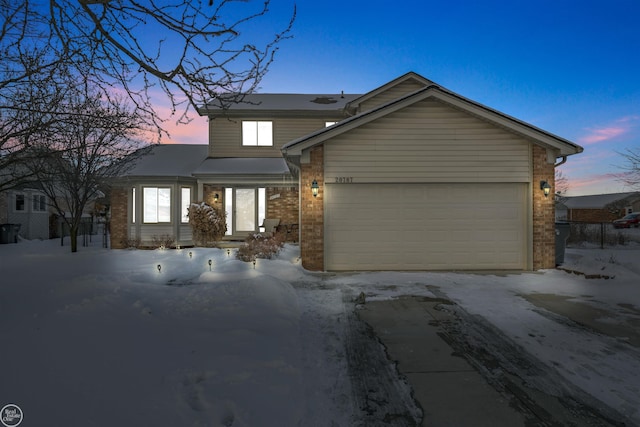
<box><xmin>200</xmin><ymin>93</ymin><xmax>361</xmax><ymax>113</ymax></box>
<box><xmin>124</xmin><ymin>144</ymin><xmax>208</xmax><ymax>178</ymax></box>
<box><xmin>193</xmin><ymin>157</ymin><xmax>290</xmax><ymax>176</ymax></box>
<box><xmin>562</xmin><ymin>192</ymin><xmax>640</xmax><ymax>209</ymax></box>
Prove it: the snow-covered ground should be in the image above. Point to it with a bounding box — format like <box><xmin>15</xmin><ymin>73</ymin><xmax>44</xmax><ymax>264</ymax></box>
<box><xmin>1</xmin><ymin>230</ymin><xmax>639</xmax><ymax>426</ymax></box>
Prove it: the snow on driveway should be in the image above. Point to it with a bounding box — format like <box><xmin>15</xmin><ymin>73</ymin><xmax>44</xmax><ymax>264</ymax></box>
<box><xmin>1</xmin><ymin>238</ymin><xmax>639</xmax><ymax>425</ymax></box>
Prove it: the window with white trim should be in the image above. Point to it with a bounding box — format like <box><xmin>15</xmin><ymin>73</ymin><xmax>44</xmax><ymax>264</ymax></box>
<box><xmin>242</xmin><ymin>121</ymin><xmax>273</xmax><ymax>146</ymax></box>
<box><xmin>32</xmin><ymin>194</ymin><xmax>46</xmax><ymax>212</ymax></box>
<box><xmin>325</xmin><ymin>121</ymin><xmax>337</xmax><ymax>127</ymax></box>
<box><xmin>143</xmin><ymin>187</ymin><xmax>171</xmax><ymax>223</ymax></box>
<box><xmin>181</xmin><ymin>187</ymin><xmax>191</xmax><ymax>223</ymax></box>
<box><xmin>15</xmin><ymin>194</ymin><xmax>25</xmax><ymax>211</ymax></box>
<box><xmin>132</xmin><ymin>188</ymin><xmax>136</xmax><ymax>223</ymax></box>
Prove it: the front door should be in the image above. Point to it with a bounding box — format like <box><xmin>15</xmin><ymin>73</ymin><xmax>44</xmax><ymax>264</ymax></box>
<box><xmin>225</xmin><ymin>187</ymin><xmax>265</xmax><ymax>238</ymax></box>
<box><xmin>235</xmin><ymin>188</ymin><xmax>256</xmax><ymax>235</ymax></box>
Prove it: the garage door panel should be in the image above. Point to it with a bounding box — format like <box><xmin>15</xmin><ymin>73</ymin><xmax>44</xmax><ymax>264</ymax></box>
<box><xmin>325</xmin><ymin>183</ymin><xmax>527</xmax><ymax>270</ymax></box>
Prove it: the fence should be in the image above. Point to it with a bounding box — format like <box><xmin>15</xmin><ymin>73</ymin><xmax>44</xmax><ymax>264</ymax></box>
<box><xmin>565</xmin><ymin>221</ymin><xmax>640</xmax><ymax>248</ymax></box>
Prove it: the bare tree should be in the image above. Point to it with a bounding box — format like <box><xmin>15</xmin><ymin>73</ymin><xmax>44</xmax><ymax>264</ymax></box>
<box><xmin>1</xmin><ymin>0</ymin><xmax>294</xmax><ymax>188</ymax></box>
<box><xmin>555</xmin><ymin>169</ymin><xmax>569</xmax><ymax>196</ymax></box>
<box><xmin>26</xmin><ymin>79</ymin><xmax>149</xmax><ymax>253</ymax></box>
<box><xmin>618</xmin><ymin>148</ymin><xmax>640</xmax><ymax>190</ymax></box>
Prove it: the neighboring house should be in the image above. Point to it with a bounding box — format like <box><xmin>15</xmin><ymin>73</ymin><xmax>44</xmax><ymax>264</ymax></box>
<box><xmin>0</xmin><ymin>187</ymin><xmax>50</xmax><ymax>240</ymax></box>
<box><xmin>559</xmin><ymin>192</ymin><xmax>640</xmax><ymax>223</ymax></box>
<box><xmin>110</xmin><ymin>72</ymin><xmax>583</xmax><ymax>271</ymax></box>
<box><xmin>0</xmin><ymin>184</ymin><xmax>106</xmax><ymax>241</ymax></box>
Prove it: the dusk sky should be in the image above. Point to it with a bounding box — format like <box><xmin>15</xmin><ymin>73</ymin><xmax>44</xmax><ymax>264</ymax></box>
<box><xmin>163</xmin><ymin>0</ymin><xmax>640</xmax><ymax>197</ymax></box>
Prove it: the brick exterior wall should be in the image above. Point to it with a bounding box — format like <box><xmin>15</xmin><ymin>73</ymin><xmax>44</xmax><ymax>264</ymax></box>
<box><xmin>109</xmin><ymin>187</ymin><xmax>128</xmax><ymax>249</ymax></box>
<box><xmin>300</xmin><ymin>145</ymin><xmax>324</xmax><ymax>271</ymax></box>
<box><xmin>532</xmin><ymin>145</ymin><xmax>556</xmax><ymax>269</ymax></box>
<box><xmin>203</xmin><ymin>185</ymin><xmax>224</xmax><ymax>207</ymax></box>
<box><xmin>266</xmin><ymin>187</ymin><xmax>299</xmax><ymax>224</ymax></box>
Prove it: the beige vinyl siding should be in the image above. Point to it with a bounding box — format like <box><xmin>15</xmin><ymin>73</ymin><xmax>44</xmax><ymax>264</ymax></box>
<box><xmin>209</xmin><ymin>117</ymin><xmax>331</xmax><ymax>158</ymax></box>
<box><xmin>325</xmin><ymin>99</ymin><xmax>531</xmax><ymax>183</ymax></box>
<box><xmin>357</xmin><ymin>79</ymin><xmax>427</xmax><ymax>112</ymax></box>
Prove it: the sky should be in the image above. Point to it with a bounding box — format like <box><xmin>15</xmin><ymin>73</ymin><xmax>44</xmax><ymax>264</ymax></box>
<box><xmin>161</xmin><ymin>0</ymin><xmax>640</xmax><ymax>197</ymax></box>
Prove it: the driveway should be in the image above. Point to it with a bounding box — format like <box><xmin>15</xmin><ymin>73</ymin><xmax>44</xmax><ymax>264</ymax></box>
<box><xmin>355</xmin><ymin>294</ymin><xmax>628</xmax><ymax>426</ymax></box>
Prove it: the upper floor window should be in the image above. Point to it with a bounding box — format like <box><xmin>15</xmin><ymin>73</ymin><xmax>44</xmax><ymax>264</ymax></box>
<box><xmin>325</xmin><ymin>121</ymin><xmax>337</xmax><ymax>127</ymax></box>
<box><xmin>242</xmin><ymin>121</ymin><xmax>273</xmax><ymax>146</ymax></box>
<box><xmin>32</xmin><ymin>195</ymin><xmax>46</xmax><ymax>212</ymax></box>
<box><xmin>15</xmin><ymin>194</ymin><xmax>25</xmax><ymax>211</ymax></box>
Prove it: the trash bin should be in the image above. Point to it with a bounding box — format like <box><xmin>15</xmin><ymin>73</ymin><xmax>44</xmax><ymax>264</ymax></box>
<box><xmin>0</xmin><ymin>224</ymin><xmax>8</xmax><ymax>244</ymax></box>
<box><xmin>555</xmin><ymin>222</ymin><xmax>570</xmax><ymax>265</ymax></box>
<box><xmin>0</xmin><ymin>224</ymin><xmax>21</xmax><ymax>244</ymax></box>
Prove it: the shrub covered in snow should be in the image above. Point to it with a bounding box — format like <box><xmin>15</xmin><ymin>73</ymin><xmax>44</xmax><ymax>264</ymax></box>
<box><xmin>151</xmin><ymin>234</ymin><xmax>175</xmax><ymax>249</ymax></box>
<box><xmin>188</xmin><ymin>202</ymin><xmax>227</xmax><ymax>247</ymax></box>
<box><xmin>236</xmin><ymin>233</ymin><xmax>284</xmax><ymax>262</ymax></box>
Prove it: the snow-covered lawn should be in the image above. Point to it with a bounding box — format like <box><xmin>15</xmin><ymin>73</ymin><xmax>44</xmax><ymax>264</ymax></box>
<box><xmin>1</xmin><ymin>232</ymin><xmax>639</xmax><ymax>426</ymax></box>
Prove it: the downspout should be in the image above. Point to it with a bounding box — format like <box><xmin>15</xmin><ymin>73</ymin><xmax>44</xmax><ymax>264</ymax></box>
<box><xmin>554</xmin><ymin>156</ymin><xmax>567</xmax><ymax>167</ymax></box>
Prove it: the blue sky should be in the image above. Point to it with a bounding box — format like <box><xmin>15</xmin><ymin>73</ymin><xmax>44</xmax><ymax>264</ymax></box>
<box><xmin>168</xmin><ymin>0</ymin><xmax>640</xmax><ymax>196</ymax></box>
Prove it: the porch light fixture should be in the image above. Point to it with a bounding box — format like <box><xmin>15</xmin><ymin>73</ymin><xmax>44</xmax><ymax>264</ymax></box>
<box><xmin>214</xmin><ymin>193</ymin><xmax>219</xmax><ymax>203</ymax></box>
<box><xmin>540</xmin><ymin>180</ymin><xmax>551</xmax><ymax>197</ymax></box>
<box><xmin>311</xmin><ymin>180</ymin><xmax>319</xmax><ymax>197</ymax></box>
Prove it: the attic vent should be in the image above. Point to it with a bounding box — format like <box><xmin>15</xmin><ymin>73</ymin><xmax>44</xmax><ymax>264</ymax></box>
<box><xmin>310</xmin><ymin>97</ymin><xmax>338</xmax><ymax>104</ymax></box>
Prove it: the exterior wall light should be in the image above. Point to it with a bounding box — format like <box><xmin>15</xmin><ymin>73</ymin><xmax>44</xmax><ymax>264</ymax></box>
<box><xmin>214</xmin><ymin>193</ymin><xmax>219</xmax><ymax>203</ymax></box>
<box><xmin>311</xmin><ymin>180</ymin><xmax>319</xmax><ymax>197</ymax></box>
<box><xmin>540</xmin><ymin>180</ymin><xmax>551</xmax><ymax>197</ymax></box>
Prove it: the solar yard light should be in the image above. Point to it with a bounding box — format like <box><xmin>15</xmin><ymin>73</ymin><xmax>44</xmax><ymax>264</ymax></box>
<box><xmin>157</xmin><ymin>264</ymin><xmax>161</xmax><ymax>273</ymax></box>
<box><xmin>540</xmin><ymin>180</ymin><xmax>552</xmax><ymax>197</ymax></box>
<box><xmin>189</xmin><ymin>251</ymin><xmax>193</xmax><ymax>259</ymax></box>
<box><xmin>208</xmin><ymin>259</ymin><xmax>212</xmax><ymax>271</ymax></box>
<box><xmin>311</xmin><ymin>180</ymin><xmax>319</xmax><ymax>197</ymax></box>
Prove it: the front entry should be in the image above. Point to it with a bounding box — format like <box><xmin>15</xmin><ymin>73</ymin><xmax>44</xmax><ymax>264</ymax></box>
<box><xmin>225</xmin><ymin>187</ymin><xmax>265</xmax><ymax>238</ymax></box>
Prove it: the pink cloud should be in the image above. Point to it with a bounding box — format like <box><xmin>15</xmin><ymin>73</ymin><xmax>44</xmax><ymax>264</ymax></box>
<box><xmin>579</xmin><ymin>115</ymin><xmax>639</xmax><ymax>145</ymax></box>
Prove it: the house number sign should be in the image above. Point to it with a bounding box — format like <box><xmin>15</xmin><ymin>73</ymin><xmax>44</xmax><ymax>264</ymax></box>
<box><xmin>334</xmin><ymin>177</ymin><xmax>354</xmax><ymax>183</ymax></box>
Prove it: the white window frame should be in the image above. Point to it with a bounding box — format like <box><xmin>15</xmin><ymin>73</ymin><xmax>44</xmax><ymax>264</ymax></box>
<box><xmin>143</xmin><ymin>187</ymin><xmax>171</xmax><ymax>223</ymax></box>
<box><xmin>181</xmin><ymin>187</ymin><xmax>191</xmax><ymax>223</ymax></box>
<box><xmin>32</xmin><ymin>194</ymin><xmax>47</xmax><ymax>212</ymax></box>
<box><xmin>14</xmin><ymin>193</ymin><xmax>25</xmax><ymax>212</ymax></box>
<box><xmin>132</xmin><ymin>188</ymin><xmax>136</xmax><ymax>224</ymax></box>
<box><xmin>242</xmin><ymin>121</ymin><xmax>273</xmax><ymax>146</ymax></box>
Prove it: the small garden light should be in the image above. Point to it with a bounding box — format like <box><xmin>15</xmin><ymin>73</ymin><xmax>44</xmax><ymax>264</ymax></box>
<box><xmin>208</xmin><ymin>259</ymin><xmax>212</xmax><ymax>271</ymax></box>
<box><xmin>189</xmin><ymin>251</ymin><xmax>193</xmax><ymax>259</ymax></box>
<box><xmin>227</xmin><ymin>249</ymin><xmax>231</xmax><ymax>257</ymax></box>
<box><xmin>311</xmin><ymin>180</ymin><xmax>319</xmax><ymax>197</ymax></box>
<box><xmin>157</xmin><ymin>264</ymin><xmax>161</xmax><ymax>273</ymax></box>
<box><xmin>540</xmin><ymin>180</ymin><xmax>551</xmax><ymax>198</ymax></box>
<box><xmin>252</xmin><ymin>259</ymin><xmax>256</xmax><ymax>269</ymax></box>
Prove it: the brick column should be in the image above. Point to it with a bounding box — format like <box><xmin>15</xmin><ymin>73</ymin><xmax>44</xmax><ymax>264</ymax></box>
<box><xmin>109</xmin><ymin>187</ymin><xmax>128</xmax><ymax>249</ymax></box>
<box><xmin>300</xmin><ymin>145</ymin><xmax>324</xmax><ymax>271</ymax></box>
<box><xmin>532</xmin><ymin>145</ymin><xmax>555</xmax><ymax>269</ymax></box>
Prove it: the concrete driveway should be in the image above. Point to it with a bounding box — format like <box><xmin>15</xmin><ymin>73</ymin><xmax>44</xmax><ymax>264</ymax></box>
<box><xmin>357</xmin><ymin>295</ymin><xmax>626</xmax><ymax>426</ymax></box>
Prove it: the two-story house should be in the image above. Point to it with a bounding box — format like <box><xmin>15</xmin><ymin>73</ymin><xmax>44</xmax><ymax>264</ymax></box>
<box><xmin>110</xmin><ymin>72</ymin><xmax>583</xmax><ymax>271</ymax></box>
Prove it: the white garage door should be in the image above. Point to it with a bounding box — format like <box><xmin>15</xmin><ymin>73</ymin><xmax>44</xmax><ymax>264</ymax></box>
<box><xmin>325</xmin><ymin>183</ymin><xmax>528</xmax><ymax>270</ymax></box>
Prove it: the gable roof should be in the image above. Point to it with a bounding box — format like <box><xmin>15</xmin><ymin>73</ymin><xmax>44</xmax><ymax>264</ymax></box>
<box><xmin>562</xmin><ymin>192</ymin><xmax>640</xmax><ymax>209</ymax></box>
<box><xmin>345</xmin><ymin>71</ymin><xmax>434</xmax><ymax>112</ymax></box>
<box><xmin>282</xmin><ymin>81</ymin><xmax>583</xmax><ymax>158</ymax></box>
